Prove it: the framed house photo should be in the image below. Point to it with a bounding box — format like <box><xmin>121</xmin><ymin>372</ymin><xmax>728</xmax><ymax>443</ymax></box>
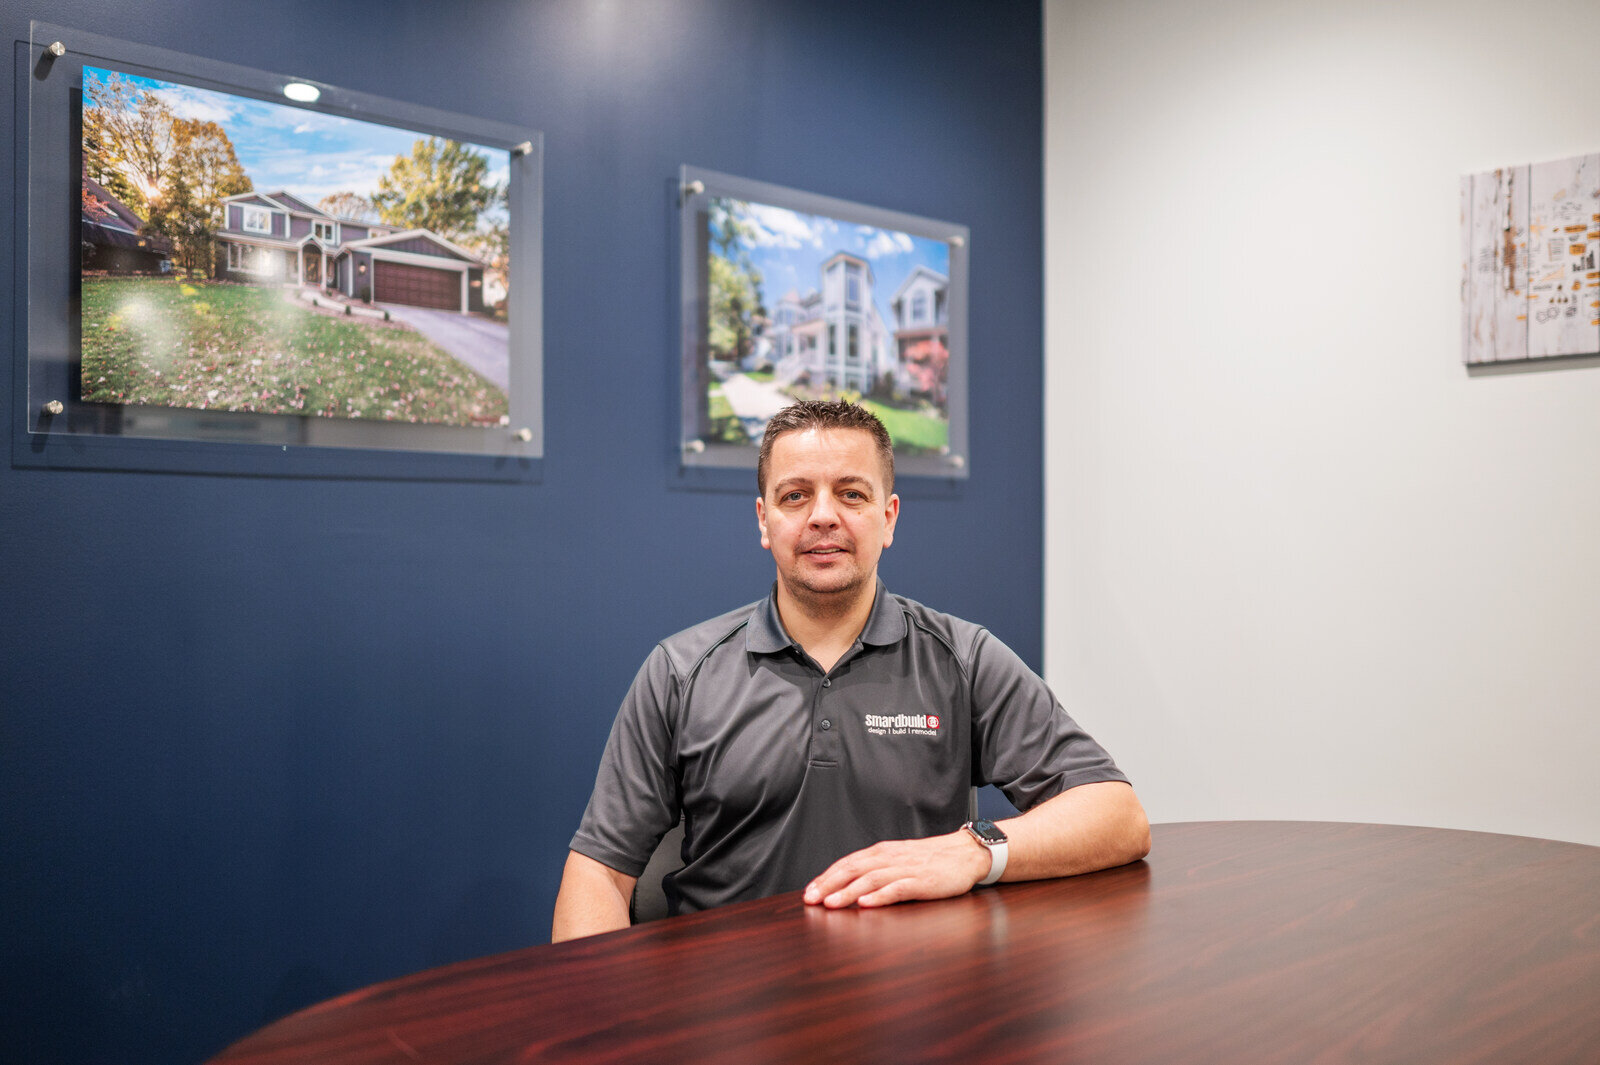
<box><xmin>677</xmin><ymin>166</ymin><xmax>969</xmax><ymax>483</ymax></box>
<box><xmin>15</xmin><ymin>22</ymin><xmax>543</xmax><ymax>480</ymax></box>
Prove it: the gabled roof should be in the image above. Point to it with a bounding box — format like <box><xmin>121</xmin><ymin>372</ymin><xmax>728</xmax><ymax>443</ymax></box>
<box><xmin>219</xmin><ymin>190</ymin><xmax>403</xmax><ymax>236</ymax></box>
<box><xmin>82</xmin><ymin>176</ymin><xmax>173</xmax><ymax>253</ymax></box>
<box><xmin>221</xmin><ymin>190</ymin><xmax>304</xmax><ymax>214</ymax></box>
<box><xmin>269</xmin><ymin>191</ymin><xmax>323</xmax><ymax>215</ymax></box>
<box><xmin>891</xmin><ymin>265</ymin><xmax>949</xmax><ymax>304</ymax></box>
<box><xmin>822</xmin><ymin>250</ymin><xmax>873</xmax><ymax>278</ymax></box>
<box><xmin>221</xmin><ymin>190</ymin><xmax>344</xmax><ymax>221</ymax></box>
<box><xmin>83</xmin><ymin>176</ymin><xmax>144</xmax><ymax>232</ymax></box>
<box><xmin>344</xmin><ymin>227</ymin><xmax>483</xmax><ymax>265</ymax></box>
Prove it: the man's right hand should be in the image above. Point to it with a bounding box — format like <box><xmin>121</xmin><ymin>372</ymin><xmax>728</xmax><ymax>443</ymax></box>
<box><xmin>551</xmin><ymin>851</ymin><xmax>636</xmax><ymax>942</ymax></box>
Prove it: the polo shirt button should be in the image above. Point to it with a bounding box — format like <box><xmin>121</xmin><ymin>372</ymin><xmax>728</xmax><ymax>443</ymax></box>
<box><xmin>820</xmin><ymin>719</ymin><xmax>832</xmax><ymax>731</ymax></box>
<box><xmin>822</xmin><ymin>679</ymin><xmax>831</xmax><ymax>687</ymax></box>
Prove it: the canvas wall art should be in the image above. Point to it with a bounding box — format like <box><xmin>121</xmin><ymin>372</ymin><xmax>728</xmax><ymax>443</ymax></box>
<box><xmin>1462</xmin><ymin>153</ymin><xmax>1600</xmax><ymax>366</ymax></box>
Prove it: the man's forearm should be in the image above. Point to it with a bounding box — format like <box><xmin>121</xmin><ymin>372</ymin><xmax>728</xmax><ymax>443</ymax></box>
<box><xmin>803</xmin><ymin>780</ymin><xmax>1149</xmax><ymax>909</ymax></box>
<box><xmin>551</xmin><ymin>850</ymin><xmax>636</xmax><ymax>942</ymax></box>
<box><xmin>993</xmin><ymin>780</ymin><xmax>1150</xmax><ymax>881</ymax></box>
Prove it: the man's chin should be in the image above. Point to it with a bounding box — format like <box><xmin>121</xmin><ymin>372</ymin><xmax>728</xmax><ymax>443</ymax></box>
<box><xmin>781</xmin><ymin>569</ymin><xmax>868</xmax><ymax>601</ymax></box>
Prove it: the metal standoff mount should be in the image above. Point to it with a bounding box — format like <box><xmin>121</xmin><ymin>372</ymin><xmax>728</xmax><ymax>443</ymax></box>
<box><xmin>42</xmin><ymin>399</ymin><xmax>64</xmax><ymax>416</ymax></box>
<box><xmin>48</xmin><ymin>41</ymin><xmax>66</xmax><ymax>57</ymax></box>
<box><xmin>511</xmin><ymin>141</ymin><xmax>533</xmax><ymax>157</ymax></box>
<box><xmin>683</xmin><ymin>180</ymin><xmax>705</xmax><ymax>196</ymax></box>
<box><xmin>949</xmin><ymin>235</ymin><xmax>966</xmax><ymax>248</ymax></box>
<box><xmin>683</xmin><ymin>438</ymin><xmax>706</xmax><ymax>454</ymax></box>
<box><xmin>947</xmin><ymin>453</ymin><xmax>966</xmax><ymax>470</ymax></box>
<box><xmin>512</xmin><ymin>427</ymin><xmax>533</xmax><ymax>443</ymax></box>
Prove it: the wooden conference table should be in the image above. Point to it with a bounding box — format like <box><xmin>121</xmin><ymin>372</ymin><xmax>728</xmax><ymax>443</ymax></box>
<box><xmin>208</xmin><ymin>821</ymin><xmax>1600</xmax><ymax>1064</ymax></box>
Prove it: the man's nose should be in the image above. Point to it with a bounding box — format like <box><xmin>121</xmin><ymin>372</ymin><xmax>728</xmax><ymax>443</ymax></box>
<box><xmin>808</xmin><ymin>494</ymin><xmax>839</xmax><ymax>526</ymax></box>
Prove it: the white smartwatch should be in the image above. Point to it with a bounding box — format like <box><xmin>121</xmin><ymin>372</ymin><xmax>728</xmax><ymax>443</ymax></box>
<box><xmin>962</xmin><ymin>819</ymin><xmax>1009</xmax><ymax>886</ymax></box>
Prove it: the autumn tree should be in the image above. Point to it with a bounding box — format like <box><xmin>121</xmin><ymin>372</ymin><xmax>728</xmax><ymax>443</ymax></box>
<box><xmin>82</xmin><ymin>70</ymin><xmax>176</xmax><ymax>214</ymax></box>
<box><xmin>144</xmin><ymin>117</ymin><xmax>252</xmax><ymax>278</ymax></box>
<box><xmin>318</xmin><ymin>191</ymin><xmax>378</xmax><ymax>222</ymax></box>
<box><xmin>452</xmin><ymin>182</ymin><xmax>509</xmax><ymax>310</ymax></box>
<box><xmin>372</xmin><ymin>138</ymin><xmax>496</xmax><ymax>239</ymax></box>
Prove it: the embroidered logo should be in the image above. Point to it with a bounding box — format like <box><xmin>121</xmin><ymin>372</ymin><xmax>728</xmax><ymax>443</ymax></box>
<box><xmin>864</xmin><ymin>712</ymin><xmax>942</xmax><ymax>736</ymax></box>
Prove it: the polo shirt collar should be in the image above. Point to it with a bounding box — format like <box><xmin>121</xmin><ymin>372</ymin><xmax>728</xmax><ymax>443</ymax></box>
<box><xmin>745</xmin><ymin>581</ymin><xmax>907</xmax><ymax>654</ymax></box>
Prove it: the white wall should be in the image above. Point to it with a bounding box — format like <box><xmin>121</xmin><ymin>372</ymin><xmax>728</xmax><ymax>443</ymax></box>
<box><xmin>1044</xmin><ymin>0</ymin><xmax>1600</xmax><ymax>845</ymax></box>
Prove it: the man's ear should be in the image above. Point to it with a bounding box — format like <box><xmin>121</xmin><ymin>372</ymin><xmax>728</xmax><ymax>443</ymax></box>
<box><xmin>882</xmin><ymin>494</ymin><xmax>900</xmax><ymax>549</ymax></box>
<box><xmin>756</xmin><ymin>496</ymin><xmax>770</xmax><ymax>549</ymax></box>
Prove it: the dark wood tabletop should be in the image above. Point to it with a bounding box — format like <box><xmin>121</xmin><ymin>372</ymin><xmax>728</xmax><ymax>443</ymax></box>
<box><xmin>206</xmin><ymin>821</ymin><xmax>1600</xmax><ymax>1064</ymax></box>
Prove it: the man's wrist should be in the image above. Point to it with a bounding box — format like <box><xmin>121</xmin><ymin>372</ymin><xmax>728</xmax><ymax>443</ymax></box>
<box><xmin>956</xmin><ymin>829</ymin><xmax>993</xmax><ymax>883</ymax></box>
<box><xmin>960</xmin><ymin>819</ymin><xmax>1010</xmax><ymax>886</ymax></box>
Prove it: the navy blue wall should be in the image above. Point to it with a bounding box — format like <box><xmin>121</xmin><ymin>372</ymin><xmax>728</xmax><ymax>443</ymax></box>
<box><xmin>0</xmin><ymin>1</ymin><xmax>1044</xmax><ymax>1060</ymax></box>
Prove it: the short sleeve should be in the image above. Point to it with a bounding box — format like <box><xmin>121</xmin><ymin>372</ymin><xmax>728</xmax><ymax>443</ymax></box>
<box><xmin>969</xmin><ymin>629</ymin><xmax>1128</xmax><ymax>811</ymax></box>
<box><xmin>568</xmin><ymin>645</ymin><xmax>682</xmax><ymax>877</ymax></box>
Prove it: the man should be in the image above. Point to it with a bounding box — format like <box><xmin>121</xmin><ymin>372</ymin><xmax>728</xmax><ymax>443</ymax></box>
<box><xmin>552</xmin><ymin>401</ymin><xmax>1148</xmax><ymax>941</ymax></box>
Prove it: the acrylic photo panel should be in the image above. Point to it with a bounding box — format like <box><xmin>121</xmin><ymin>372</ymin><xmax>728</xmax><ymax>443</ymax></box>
<box><xmin>79</xmin><ymin>65</ymin><xmax>511</xmax><ymax>428</ymax></box>
<box><xmin>679</xmin><ymin>166</ymin><xmax>969</xmax><ymax>481</ymax></box>
<box><xmin>19</xmin><ymin>22</ymin><xmax>543</xmax><ymax>478</ymax></box>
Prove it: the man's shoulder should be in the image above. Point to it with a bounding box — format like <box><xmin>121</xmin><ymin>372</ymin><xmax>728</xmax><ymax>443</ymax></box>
<box><xmin>654</xmin><ymin>598</ymin><xmax>765</xmax><ymax>675</ymax></box>
<box><xmin>883</xmin><ymin>590</ymin><xmax>987</xmax><ymax>661</ymax></box>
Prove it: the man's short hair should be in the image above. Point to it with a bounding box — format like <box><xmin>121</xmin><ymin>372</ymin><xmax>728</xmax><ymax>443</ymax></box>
<box><xmin>757</xmin><ymin>399</ymin><xmax>895</xmax><ymax>497</ymax></box>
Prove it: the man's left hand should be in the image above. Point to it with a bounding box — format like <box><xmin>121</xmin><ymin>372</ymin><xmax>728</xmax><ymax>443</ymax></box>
<box><xmin>803</xmin><ymin>831</ymin><xmax>992</xmax><ymax>909</ymax></box>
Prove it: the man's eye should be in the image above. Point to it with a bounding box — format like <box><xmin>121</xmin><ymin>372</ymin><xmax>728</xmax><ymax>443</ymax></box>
<box><xmin>784</xmin><ymin>492</ymin><xmax>804</xmax><ymax>502</ymax></box>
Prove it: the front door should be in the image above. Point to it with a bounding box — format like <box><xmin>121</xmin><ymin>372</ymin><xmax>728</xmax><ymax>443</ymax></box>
<box><xmin>303</xmin><ymin>250</ymin><xmax>320</xmax><ymax>285</ymax></box>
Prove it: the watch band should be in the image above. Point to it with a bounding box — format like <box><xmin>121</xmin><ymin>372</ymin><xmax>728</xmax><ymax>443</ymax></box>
<box><xmin>963</xmin><ymin>820</ymin><xmax>1009</xmax><ymax>886</ymax></box>
<box><xmin>977</xmin><ymin>838</ymin><xmax>1008</xmax><ymax>885</ymax></box>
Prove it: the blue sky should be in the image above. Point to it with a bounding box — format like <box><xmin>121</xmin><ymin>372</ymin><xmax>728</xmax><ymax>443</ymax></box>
<box><xmin>716</xmin><ymin>198</ymin><xmax>950</xmax><ymax>328</ymax></box>
<box><xmin>84</xmin><ymin>66</ymin><xmax>508</xmax><ymax>223</ymax></box>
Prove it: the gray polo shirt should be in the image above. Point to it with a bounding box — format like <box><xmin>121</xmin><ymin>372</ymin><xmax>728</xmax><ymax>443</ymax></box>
<box><xmin>570</xmin><ymin>583</ymin><xmax>1127</xmax><ymax>914</ymax></box>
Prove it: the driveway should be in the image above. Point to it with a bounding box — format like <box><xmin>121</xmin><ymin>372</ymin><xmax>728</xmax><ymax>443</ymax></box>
<box><xmin>719</xmin><ymin>373</ymin><xmax>792</xmax><ymax>440</ymax></box>
<box><xmin>379</xmin><ymin>304</ymin><xmax>510</xmax><ymax>392</ymax></box>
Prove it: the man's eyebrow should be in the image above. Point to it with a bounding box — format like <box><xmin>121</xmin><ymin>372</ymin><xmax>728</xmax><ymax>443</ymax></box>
<box><xmin>770</xmin><ymin>476</ymin><xmax>814</xmax><ymax>494</ymax></box>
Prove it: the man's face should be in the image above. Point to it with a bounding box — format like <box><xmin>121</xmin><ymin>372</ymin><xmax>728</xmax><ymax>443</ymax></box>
<box><xmin>756</xmin><ymin>427</ymin><xmax>899</xmax><ymax>606</ymax></box>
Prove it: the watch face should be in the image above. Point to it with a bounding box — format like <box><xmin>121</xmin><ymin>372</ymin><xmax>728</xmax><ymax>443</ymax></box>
<box><xmin>969</xmin><ymin>819</ymin><xmax>1007</xmax><ymax>843</ymax></box>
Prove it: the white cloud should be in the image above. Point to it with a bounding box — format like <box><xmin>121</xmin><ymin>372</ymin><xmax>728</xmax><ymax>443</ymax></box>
<box><xmin>739</xmin><ymin>203</ymin><xmax>824</xmax><ymax>249</ymax></box>
<box><xmin>152</xmin><ymin>84</ymin><xmax>236</xmax><ymax>125</ymax></box>
<box><xmin>859</xmin><ymin>229</ymin><xmax>914</xmax><ymax>259</ymax></box>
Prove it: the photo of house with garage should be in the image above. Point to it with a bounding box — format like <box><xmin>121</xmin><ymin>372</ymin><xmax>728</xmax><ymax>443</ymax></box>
<box><xmin>214</xmin><ymin>191</ymin><xmax>491</xmax><ymax>314</ymax></box>
<box><xmin>78</xmin><ymin>63</ymin><xmax>513</xmax><ymax>427</ymax></box>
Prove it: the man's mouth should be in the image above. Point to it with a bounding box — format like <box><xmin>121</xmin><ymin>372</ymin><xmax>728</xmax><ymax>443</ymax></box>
<box><xmin>804</xmin><ymin>545</ymin><xmax>847</xmax><ymax>556</ymax></box>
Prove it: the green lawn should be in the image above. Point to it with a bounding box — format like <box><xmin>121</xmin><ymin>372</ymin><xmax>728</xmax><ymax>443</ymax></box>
<box><xmin>80</xmin><ymin>278</ymin><xmax>507</xmax><ymax>425</ymax></box>
<box><xmin>860</xmin><ymin>398</ymin><xmax>947</xmax><ymax>454</ymax></box>
<box><xmin>706</xmin><ymin>383</ymin><xmax>750</xmax><ymax>443</ymax></box>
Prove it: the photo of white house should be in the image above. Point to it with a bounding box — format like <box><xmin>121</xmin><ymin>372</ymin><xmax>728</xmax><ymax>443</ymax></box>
<box><xmin>767</xmin><ymin>252</ymin><xmax>895</xmax><ymax>395</ymax></box>
<box><xmin>702</xmin><ymin>197</ymin><xmax>953</xmax><ymax>453</ymax></box>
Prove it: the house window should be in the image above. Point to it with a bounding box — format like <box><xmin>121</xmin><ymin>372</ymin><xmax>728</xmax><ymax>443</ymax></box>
<box><xmin>241</xmin><ymin>206</ymin><xmax>271</xmax><ymax>234</ymax></box>
<box><xmin>313</xmin><ymin>221</ymin><xmax>337</xmax><ymax>244</ymax></box>
<box><xmin>228</xmin><ymin>243</ymin><xmax>265</xmax><ymax>272</ymax></box>
<box><xmin>911</xmin><ymin>291</ymin><xmax>928</xmax><ymax>324</ymax></box>
<box><xmin>846</xmin><ymin>264</ymin><xmax>861</xmax><ymax>308</ymax></box>
<box><xmin>847</xmin><ymin>323</ymin><xmax>859</xmax><ymax>361</ymax></box>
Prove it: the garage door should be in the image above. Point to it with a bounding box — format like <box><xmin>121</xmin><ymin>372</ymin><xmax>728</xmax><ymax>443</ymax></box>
<box><xmin>374</xmin><ymin>261</ymin><xmax>459</xmax><ymax>310</ymax></box>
